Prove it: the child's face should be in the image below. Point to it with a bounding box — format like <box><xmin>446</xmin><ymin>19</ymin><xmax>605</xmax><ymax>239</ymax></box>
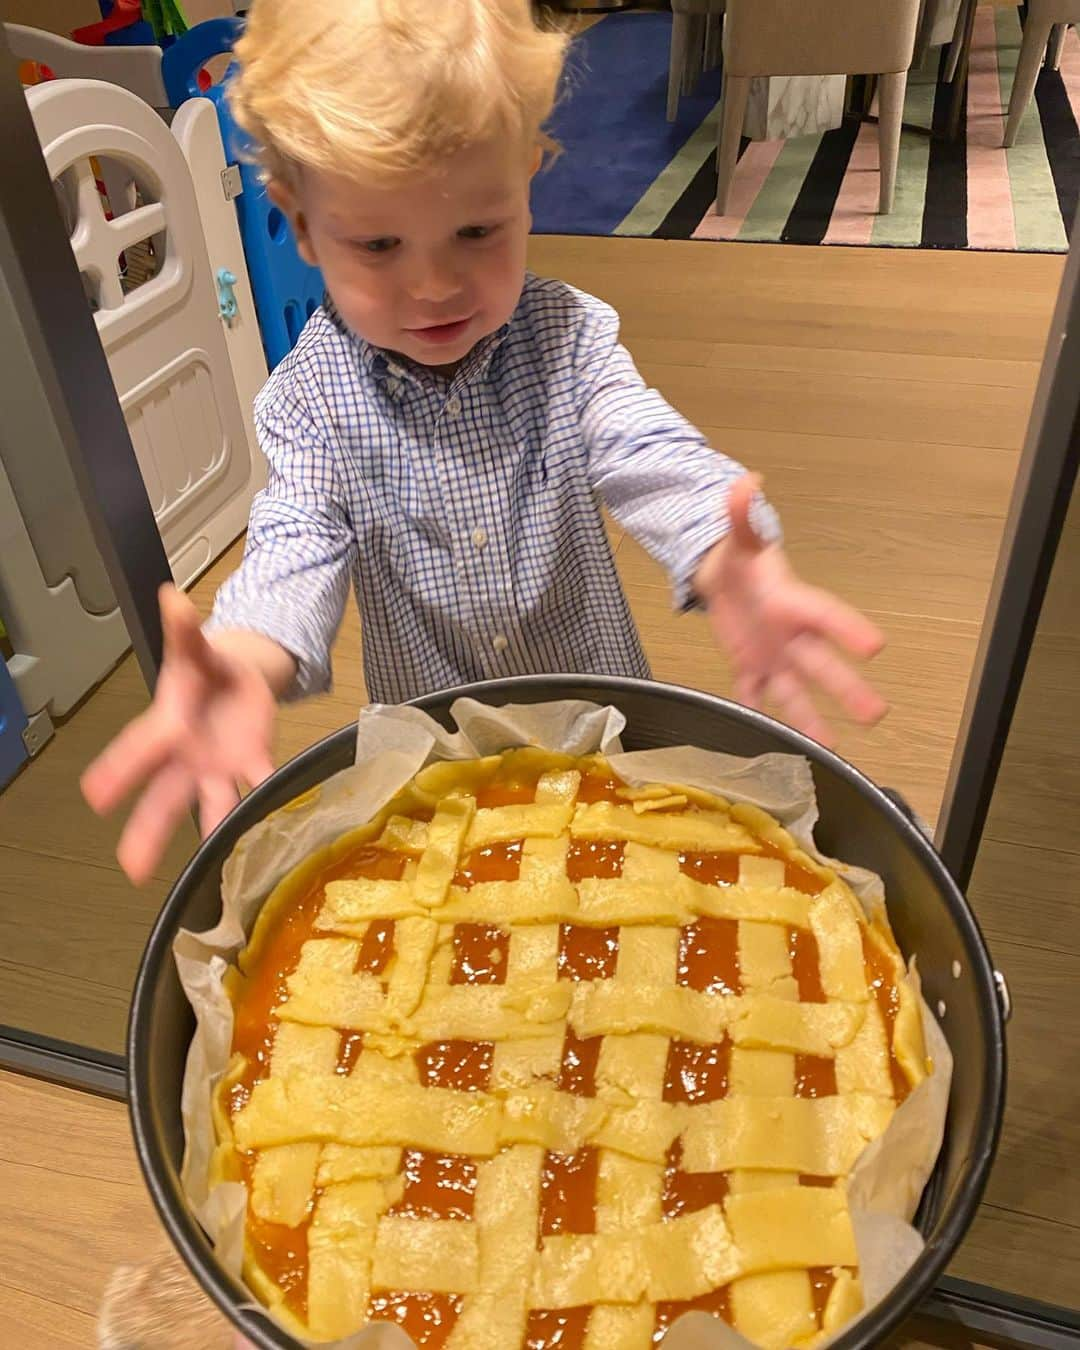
<box><xmin>277</xmin><ymin>140</ymin><xmax>535</xmax><ymax>369</ymax></box>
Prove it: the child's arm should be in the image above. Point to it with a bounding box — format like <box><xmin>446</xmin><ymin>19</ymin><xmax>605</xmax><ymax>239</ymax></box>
<box><xmin>82</xmin><ymin>389</ymin><xmax>356</xmax><ymax>882</ymax></box>
<box><xmin>579</xmin><ymin>304</ymin><xmax>885</xmax><ymax>744</ymax></box>
<box><xmin>203</xmin><ymin>389</ymin><xmax>358</xmax><ymax>700</ymax></box>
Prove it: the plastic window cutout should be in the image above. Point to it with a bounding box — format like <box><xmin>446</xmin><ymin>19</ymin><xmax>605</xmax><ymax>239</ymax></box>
<box><xmin>267</xmin><ymin>207</ymin><xmax>288</xmax><ymax>244</ymax></box>
<box><xmin>119</xmin><ymin>237</ymin><xmax>166</xmax><ymax>296</ymax></box>
<box><xmin>201</xmin><ymin>53</ymin><xmax>232</xmax><ymax>88</ymax></box>
<box><xmin>284</xmin><ymin>301</ymin><xmax>303</xmax><ymax>346</ymax></box>
<box><xmin>99</xmin><ymin>166</ymin><xmax>166</xmax><ymax>297</ymax></box>
<box><xmin>58</xmin><ymin>157</ymin><xmax>168</xmax><ymax>312</ymax></box>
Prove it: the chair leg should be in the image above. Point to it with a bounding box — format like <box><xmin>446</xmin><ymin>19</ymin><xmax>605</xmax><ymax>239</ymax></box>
<box><xmin>877</xmin><ymin>71</ymin><xmax>907</xmax><ymax>214</ymax></box>
<box><xmin>682</xmin><ymin>14</ymin><xmax>706</xmax><ymax>95</ymax></box>
<box><xmin>667</xmin><ymin>11</ymin><xmax>690</xmax><ymax>122</ymax></box>
<box><xmin>1005</xmin><ymin>14</ymin><xmax>1055</xmax><ymax>147</ymax></box>
<box><xmin>716</xmin><ymin>74</ymin><xmax>751</xmax><ymax>214</ymax></box>
<box><xmin>911</xmin><ymin>0</ymin><xmax>934</xmax><ymax>67</ymax></box>
<box><xmin>945</xmin><ymin>0</ymin><xmax>975</xmax><ymax>83</ymax></box>
<box><xmin>1046</xmin><ymin>23</ymin><xmax>1067</xmax><ymax>72</ymax></box>
<box><xmin>705</xmin><ymin>9</ymin><xmax>725</xmax><ymax>70</ymax></box>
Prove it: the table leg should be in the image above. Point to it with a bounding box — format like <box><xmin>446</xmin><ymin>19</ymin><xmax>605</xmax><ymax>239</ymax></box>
<box><xmin>946</xmin><ymin>0</ymin><xmax>978</xmax><ymax>141</ymax></box>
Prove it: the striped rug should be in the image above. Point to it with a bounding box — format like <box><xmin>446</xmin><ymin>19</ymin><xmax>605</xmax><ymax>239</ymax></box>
<box><xmin>530</xmin><ymin>6</ymin><xmax>1079</xmax><ymax>250</ymax></box>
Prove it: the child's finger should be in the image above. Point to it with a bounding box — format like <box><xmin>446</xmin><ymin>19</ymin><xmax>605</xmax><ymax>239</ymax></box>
<box><xmin>160</xmin><ymin>583</ymin><xmax>218</xmax><ymax>673</ymax></box>
<box><xmin>733</xmin><ymin>671</ymin><xmax>766</xmax><ymax>712</ymax></box>
<box><xmin>726</xmin><ymin>473</ymin><xmax>765</xmax><ymax>553</ymax></box>
<box><xmin>198</xmin><ymin>774</ymin><xmax>241</xmax><ymax>840</ymax></box>
<box><xmin>764</xmin><ymin>668</ymin><xmax>834</xmax><ymax>747</ymax></box>
<box><xmin>789</xmin><ymin>634</ymin><xmax>888</xmax><ymax>725</ymax></box>
<box><xmin>791</xmin><ymin>585</ymin><xmax>885</xmax><ymax>659</ymax></box>
<box><xmin>81</xmin><ymin>708</ymin><xmax>175</xmax><ymax>815</ymax></box>
<box><xmin>241</xmin><ymin>749</ymin><xmax>276</xmax><ymax>791</ymax></box>
<box><xmin>115</xmin><ymin>761</ymin><xmax>196</xmax><ymax>885</ymax></box>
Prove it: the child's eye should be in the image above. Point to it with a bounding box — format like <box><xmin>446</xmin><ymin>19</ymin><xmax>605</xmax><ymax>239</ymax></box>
<box><xmin>357</xmin><ymin>237</ymin><xmax>399</xmax><ymax>254</ymax></box>
<box><xmin>458</xmin><ymin>225</ymin><xmax>496</xmax><ymax>240</ymax></box>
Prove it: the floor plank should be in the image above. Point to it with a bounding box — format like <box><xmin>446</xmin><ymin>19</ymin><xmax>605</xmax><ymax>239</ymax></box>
<box><xmin>968</xmin><ymin>837</ymin><xmax>1080</xmax><ymax>956</ymax></box>
<box><xmin>949</xmin><ymin>1201</ymin><xmax>1080</xmax><ymax>1313</ymax></box>
<box><xmin>705</xmin><ymin>427</ymin><xmax>1021</xmax><ymax>515</ymax></box>
<box><xmin>531</xmin><ymin>238</ymin><xmax>1064</xmax><ymax>362</ymax></box>
<box><xmin>617</xmin><ymin>492</ymin><xmax>1006</xmax><ymax>626</ymax></box>
<box><xmin>629</xmin><ymin>335</ymin><xmax>1039</xmax><ymax>391</ymax></box>
<box><xmin>637</xmin><ymin>360</ymin><xmax>1031</xmax><ymax>451</ymax></box>
<box><xmin>0</xmin><ymin>1281</ymin><xmax>96</xmax><ymax>1349</ymax></box>
<box><xmin>0</xmin><ymin>1072</ymin><xmax>235</xmax><ymax>1350</ymax></box>
<box><xmin>964</xmin><ymin>941</ymin><xmax>1080</xmax><ymax>1230</ymax></box>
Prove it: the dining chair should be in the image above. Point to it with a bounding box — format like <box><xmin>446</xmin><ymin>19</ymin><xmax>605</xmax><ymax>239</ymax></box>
<box><xmin>1046</xmin><ymin>22</ymin><xmax>1071</xmax><ymax>70</ymax></box>
<box><xmin>1004</xmin><ymin>0</ymin><xmax>1080</xmax><ymax>146</ymax></box>
<box><xmin>715</xmin><ymin>0</ymin><xmax>922</xmax><ymax>214</ymax></box>
<box><xmin>914</xmin><ymin>0</ymin><xmax>965</xmax><ymax>67</ymax></box>
<box><xmin>668</xmin><ymin>0</ymin><xmax>726</xmax><ymax>122</ymax></box>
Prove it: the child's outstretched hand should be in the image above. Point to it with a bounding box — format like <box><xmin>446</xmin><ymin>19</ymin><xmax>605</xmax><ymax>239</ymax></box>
<box><xmin>82</xmin><ymin>585</ymin><xmax>283</xmax><ymax>885</ymax></box>
<box><xmin>694</xmin><ymin>475</ymin><xmax>887</xmax><ymax>747</ymax></box>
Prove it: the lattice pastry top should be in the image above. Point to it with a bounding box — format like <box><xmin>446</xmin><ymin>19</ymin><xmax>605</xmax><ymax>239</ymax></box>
<box><xmin>214</xmin><ymin>748</ymin><xmax>930</xmax><ymax>1350</ymax></box>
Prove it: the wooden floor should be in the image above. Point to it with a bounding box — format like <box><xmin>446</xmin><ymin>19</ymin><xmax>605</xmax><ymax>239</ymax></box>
<box><xmin>0</xmin><ymin>236</ymin><xmax>1071</xmax><ymax>1336</ymax></box>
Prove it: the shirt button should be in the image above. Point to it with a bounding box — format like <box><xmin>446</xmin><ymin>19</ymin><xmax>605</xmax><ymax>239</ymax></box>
<box><xmin>472</xmin><ymin>527</ymin><xmax>487</xmax><ymax>549</ymax></box>
<box><xmin>492</xmin><ymin>634</ymin><xmax>509</xmax><ymax>654</ymax></box>
<box><xmin>445</xmin><ymin>396</ymin><xmax>462</xmax><ymax>417</ymax></box>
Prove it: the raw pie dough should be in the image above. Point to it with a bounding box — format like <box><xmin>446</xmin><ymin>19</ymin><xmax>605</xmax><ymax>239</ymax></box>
<box><xmin>213</xmin><ymin>749</ymin><xmax>930</xmax><ymax>1349</ymax></box>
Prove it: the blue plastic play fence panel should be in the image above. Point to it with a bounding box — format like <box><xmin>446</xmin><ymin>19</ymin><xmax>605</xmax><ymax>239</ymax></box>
<box><xmin>162</xmin><ymin>18</ymin><xmax>326</xmax><ymax>369</ymax></box>
<box><xmin>0</xmin><ymin>659</ymin><xmax>29</xmax><ymax>791</ymax></box>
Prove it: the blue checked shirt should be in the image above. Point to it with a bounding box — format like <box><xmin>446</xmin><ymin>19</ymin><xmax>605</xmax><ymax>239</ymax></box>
<box><xmin>208</xmin><ymin>274</ymin><xmax>781</xmax><ymax>703</ymax></box>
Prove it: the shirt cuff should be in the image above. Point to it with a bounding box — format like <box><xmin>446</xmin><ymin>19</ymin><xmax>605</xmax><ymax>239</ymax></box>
<box><xmin>670</xmin><ymin>488</ymin><xmax>783</xmax><ymax>611</ymax></box>
<box><xmin>203</xmin><ymin>602</ymin><xmax>331</xmax><ymax>702</ymax></box>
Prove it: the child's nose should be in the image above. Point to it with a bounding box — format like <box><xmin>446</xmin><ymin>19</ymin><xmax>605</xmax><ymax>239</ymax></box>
<box><xmin>407</xmin><ymin>252</ymin><xmax>463</xmax><ymax>304</ymax></box>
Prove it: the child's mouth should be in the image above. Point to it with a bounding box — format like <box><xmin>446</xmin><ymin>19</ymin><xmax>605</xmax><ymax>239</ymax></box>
<box><xmin>408</xmin><ymin>317</ymin><xmax>473</xmax><ymax>345</ymax></box>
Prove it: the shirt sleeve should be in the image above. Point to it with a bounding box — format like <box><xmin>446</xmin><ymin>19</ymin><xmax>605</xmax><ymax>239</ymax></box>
<box><xmin>205</xmin><ymin>383</ymin><xmax>356</xmax><ymax>700</ymax></box>
<box><xmin>577</xmin><ymin>300</ymin><xmax>782</xmax><ymax>609</ymax></box>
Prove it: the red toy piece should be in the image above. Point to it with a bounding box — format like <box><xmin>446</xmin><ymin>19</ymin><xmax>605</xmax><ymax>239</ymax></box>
<box><xmin>72</xmin><ymin>0</ymin><xmax>144</xmax><ymax>47</ymax></box>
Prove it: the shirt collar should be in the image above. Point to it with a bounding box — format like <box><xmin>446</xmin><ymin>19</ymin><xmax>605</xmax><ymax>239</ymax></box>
<box><xmin>324</xmin><ymin>294</ymin><xmax>511</xmax><ymax>392</ymax></box>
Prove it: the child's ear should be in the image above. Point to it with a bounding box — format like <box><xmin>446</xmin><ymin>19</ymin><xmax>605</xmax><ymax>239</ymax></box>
<box><xmin>529</xmin><ymin>145</ymin><xmax>543</xmax><ymax>178</ymax></box>
<box><xmin>266</xmin><ymin>178</ymin><xmax>318</xmax><ymax>267</ymax></box>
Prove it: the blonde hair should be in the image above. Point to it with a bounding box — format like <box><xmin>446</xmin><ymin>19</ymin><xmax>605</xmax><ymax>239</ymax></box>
<box><xmin>230</xmin><ymin>0</ymin><xmax>570</xmax><ymax>184</ymax></box>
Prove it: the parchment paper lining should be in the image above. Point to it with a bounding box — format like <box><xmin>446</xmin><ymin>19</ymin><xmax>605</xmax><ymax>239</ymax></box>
<box><xmin>174</xmin><ymin>699</ymin><xmax>952</xmax><ymax>1350</ymax></box>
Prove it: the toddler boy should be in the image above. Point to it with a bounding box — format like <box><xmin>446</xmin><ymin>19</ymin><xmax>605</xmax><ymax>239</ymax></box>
<box><xmin>83</xmin><ymin>0</ymin><xmax>884</xmax><ymax>882</ymax></box>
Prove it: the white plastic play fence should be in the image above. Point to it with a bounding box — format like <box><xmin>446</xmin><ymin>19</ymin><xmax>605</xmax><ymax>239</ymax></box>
<box><xmin>1</xmin><ymin>73</ymin><xmax>266</xmax><ymax>723</ymax></box>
